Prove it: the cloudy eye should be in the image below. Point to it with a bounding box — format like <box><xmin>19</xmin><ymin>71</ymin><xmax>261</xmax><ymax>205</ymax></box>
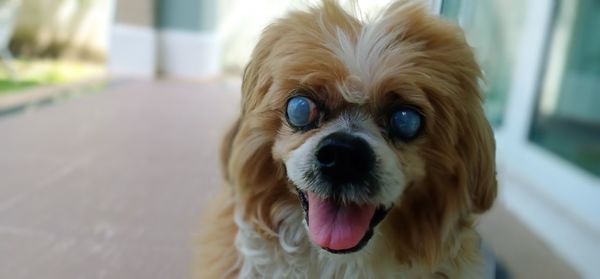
<box><xmin>390</xmin><ymin>107</ymin><xmax>423</xmax><ymax>140</ymax></box>
<box><xmin>286</xmin><ymin>96</ymin><xmax>318</xmax><ymax>129</ymax></box>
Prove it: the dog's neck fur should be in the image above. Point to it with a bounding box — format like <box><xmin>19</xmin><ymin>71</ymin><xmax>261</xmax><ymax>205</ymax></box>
<box><xmin>233</xmin><ymin>205</ymin><xmax>485</xmax><ymax>279</ymax></box>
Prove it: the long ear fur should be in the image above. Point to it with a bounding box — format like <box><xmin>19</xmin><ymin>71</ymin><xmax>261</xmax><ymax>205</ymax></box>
<box><xmin>462</xmin><ymin>106</ymin><xmax>497</xmax><ymax>213</ymax></box>
<box><xmin>225</xmin><ymin>21</ymin><xmax>299</xmax><ymax>238</ymax></box>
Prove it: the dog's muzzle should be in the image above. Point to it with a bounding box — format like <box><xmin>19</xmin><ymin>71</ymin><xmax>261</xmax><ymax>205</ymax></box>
<box><xmin>307</xmin><ymin>132</ymin><xmax>379</xmax><ymax>202</ymax></box>
<box><xmin>296</xmin><ymin>131</ymin><xmax>390</xmax><ymax>253</ymax></box>
<box><xmin>316</xmin><ymin>132</ymin><xmax>375</xmax><ymax>184</ymax></box>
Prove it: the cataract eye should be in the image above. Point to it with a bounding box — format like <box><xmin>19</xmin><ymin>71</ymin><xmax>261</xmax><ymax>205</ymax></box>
<box><xmin>390</xmin><ymin>107</ymin><xmax>422</xmax><ymax>140</ymax></box>
<box><xmin>286</xmin><ymin>96</ymin><xmax>318</xmax><ymax>129</ymax></box>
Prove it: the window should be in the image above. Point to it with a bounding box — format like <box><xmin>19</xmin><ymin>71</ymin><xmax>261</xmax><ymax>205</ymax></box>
<box><xmin>529</xmin><ymin>0</ymin><xmax>600</xmax><ymax>176</ymax></box>
<box><xmin>441</xmin><ymin>0</ymin><xmax>527</xmax><ymax>126</ymax></box>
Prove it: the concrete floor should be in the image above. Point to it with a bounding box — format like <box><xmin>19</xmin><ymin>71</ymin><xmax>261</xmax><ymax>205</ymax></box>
<box><xmin>0</xmin><ymin>80</ymin><xmax>578</xmax><ymax>278</ymax></box>
<box><xmin>0</xmin><ymin>80</ymin><xmax>238</xmax><ymax>279</ymax></box>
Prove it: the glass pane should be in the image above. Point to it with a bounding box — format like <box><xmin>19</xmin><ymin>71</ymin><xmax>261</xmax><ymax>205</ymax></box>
<box><xmin>529</xmin><ymin>0</ymin><xmax>600</xmax><ymax>176</ymax></box>
<box><xmin>441</xmin><ymin>0</ymin><xmax>527</xmax><ymax>126</ymax></box>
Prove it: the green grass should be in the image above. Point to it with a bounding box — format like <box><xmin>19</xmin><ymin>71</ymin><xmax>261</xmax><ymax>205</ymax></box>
<box><xmin>0</xmin><ymin>59</ymin><xmax>105</xmax><ymax>94</ymax></box>
<box><xmin>0</xmin><ymin>80</ymin><xmax>39</xmax><ymax>94</ymax></box>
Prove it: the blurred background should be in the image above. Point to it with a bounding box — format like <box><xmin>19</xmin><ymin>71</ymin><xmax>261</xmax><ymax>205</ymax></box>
<box><xmin>0</xmin><ymin>0</ymin><xmax>597</xmax><ymax>278</ymax></box>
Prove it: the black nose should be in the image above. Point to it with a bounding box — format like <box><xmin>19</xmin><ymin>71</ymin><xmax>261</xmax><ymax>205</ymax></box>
<box><xmin>315</xmin><ymin>132</ymin><xmax>375</xmax><ymax>184</ymax></box>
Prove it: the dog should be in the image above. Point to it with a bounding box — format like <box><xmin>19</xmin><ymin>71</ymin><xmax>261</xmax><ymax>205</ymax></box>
<box><xmin>197</xmin><ymin>1</ymin><xmax>497</xmax><ymax>278</ymax></box>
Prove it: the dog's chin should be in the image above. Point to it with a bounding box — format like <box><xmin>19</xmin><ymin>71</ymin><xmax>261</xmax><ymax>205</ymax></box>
<box><xmin>296</xmin><ymin>188</ymin><xmax>390</xmax><ymax>254</ymax></box>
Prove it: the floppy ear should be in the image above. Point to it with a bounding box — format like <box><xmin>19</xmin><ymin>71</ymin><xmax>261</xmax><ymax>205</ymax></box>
<box><xmin>223</xmin><ymin>18</ymin><xmax>281</xmax><ymax>182</ymax></box>
<box><xmin>452</xmin><ymin>61</ymin><xmax>497</xmax><ymax>213</ymax></box>
<box><xmin>221</xmin><ymin>21</ymin><xmax>300</xmax><ymax>237</ymax></box>
<box><xmin>463</xmin><ymin>108</ymin><xmax>497</xmax><ymax>213</ymax></box>
<box><xmin>220</xmin><ymin>55</ymin><xmax>263</xmax><ymax>183</ymax></box>
<box><xmin>221</xmin><ymin>41</ymin><xmax>272</xmax><ymax>177</ymax></box>
<box><xmin>448</xmin><ymin>48</ymin><xmax>497</xmax><ymax>213</ymax></box>
<box><xmin>220</xmin><ymin>43</ymin><xmax>274</xmax><ymax>182</ymax></box>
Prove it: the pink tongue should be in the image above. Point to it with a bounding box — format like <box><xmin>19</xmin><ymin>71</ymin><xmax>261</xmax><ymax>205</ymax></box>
<box><xmin>307</xmin><ymin>192</ymin><xmax>376</xmax><ymax>250</ymax></box>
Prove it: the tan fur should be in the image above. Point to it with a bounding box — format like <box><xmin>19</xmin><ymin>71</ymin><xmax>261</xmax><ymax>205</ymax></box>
<box><xmin>196</xmin><ymin>1</ymin><xmax>496</xmax><ymax>277</ymax></box>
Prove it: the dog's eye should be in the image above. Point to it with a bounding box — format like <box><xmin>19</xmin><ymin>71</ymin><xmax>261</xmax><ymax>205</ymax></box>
<box><xmin>390</xmin><ymin>107</ymin><xmax>422</xmax><ymax>141</ymax></box>
<box><xmin>286</xmin><ymin>96</ymin><xmax>318</xmax><ymax>129</ymax></box>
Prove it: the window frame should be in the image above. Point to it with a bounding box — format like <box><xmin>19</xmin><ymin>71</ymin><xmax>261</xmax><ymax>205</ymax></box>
<box><xmin>429</xmin><ymin>0</ymin><xmax>443</xmax><ymax>13</ymax></box>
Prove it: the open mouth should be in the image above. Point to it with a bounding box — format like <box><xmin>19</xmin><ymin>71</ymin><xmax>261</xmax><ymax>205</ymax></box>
<box><xmin>297</xmin><ymin>189</ymin><xmax>390</xmax><ymax>254</ymax></box>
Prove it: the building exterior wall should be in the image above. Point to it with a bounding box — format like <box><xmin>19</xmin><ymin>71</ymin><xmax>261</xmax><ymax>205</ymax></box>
<box><xmin>114</xmin><ymin>0</ymin><xmax>154</xmax><ymax>27</ymax></box>
<box><xmin>155</xmin><ymin>0</ymin><xmax>216</xmax><ymax>32</ymax></box>
<box><xmin>109</xmin><ymin>0</ymin><xmax>219</xmax><ymax>79</ymax></box>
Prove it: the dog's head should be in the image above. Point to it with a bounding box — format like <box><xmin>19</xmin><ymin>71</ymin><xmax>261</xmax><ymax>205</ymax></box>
<box><xmin>223</xmin><ymin>0</ymin><xmax>496</xmax><ymax>264</ymax></box>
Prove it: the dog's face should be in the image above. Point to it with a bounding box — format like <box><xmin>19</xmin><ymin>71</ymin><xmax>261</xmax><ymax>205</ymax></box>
<box><xmin>224</xmin><ymin>0</ymin><xmax>496</xmax><ymax>262</ymax></box>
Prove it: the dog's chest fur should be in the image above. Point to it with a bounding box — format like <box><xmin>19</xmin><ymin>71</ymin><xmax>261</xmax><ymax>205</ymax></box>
<box><xmin>233</xmin><ymin>205</ymin><xmax>483</xmax><ymax>279</ymax></box>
